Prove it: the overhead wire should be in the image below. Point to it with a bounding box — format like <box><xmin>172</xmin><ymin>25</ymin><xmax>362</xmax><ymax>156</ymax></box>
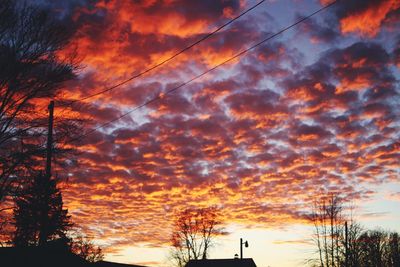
<box><xmin>67</xmin><ymin>0</ymin><xmax>338</xmax><ymax>144</ymax></box>
<box><xmin>58</xmin><ymin>0</ymin><xmax>267</xmax><ymax>107</ymax></box>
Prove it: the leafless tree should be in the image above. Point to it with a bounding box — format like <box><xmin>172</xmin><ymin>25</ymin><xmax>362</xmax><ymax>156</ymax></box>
<box><xmin>69</xmin><ymin>233</ymin><xmax>104</xmax><ymax>262</ymax></box>
<box><xmin>170</xmin><ymin>207</ymin><xmax>224</xmax><ymax>267</ymax></box>
<box><xmin>0</xmin><ymin>0</ymin><xmax>81</xmax><ymax>244</ymax></box>
<box><xmin>0</xmin><ymin>0</ymin><xmax>79</xmax><ymax>203</ymax></box>
<box><xmin>309</xmin><ymin>194</ymin><xmax>363</xmax><ymax>267</ymax></box>
<box><xmin>344</xmin><ymin>220</ymin><xmax>363</xmax><ymax>267</ymax></box>
<box><xmin>308</xmin><ymin>194</ymin><xmax>349</xmax><ymax>267</ymax></box>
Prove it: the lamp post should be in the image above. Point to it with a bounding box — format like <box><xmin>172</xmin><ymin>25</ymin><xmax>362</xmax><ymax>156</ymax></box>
<box><xmin>240</xmin><ymin>238</ymin><xmax>249</xmax><ymax>259</ymax></box>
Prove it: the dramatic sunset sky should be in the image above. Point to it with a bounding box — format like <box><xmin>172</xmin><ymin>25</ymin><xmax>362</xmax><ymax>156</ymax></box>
<box><xmin>34</xmin><ymin>0</ymin><xmax>400</xmax><ymax>266</ymax></box>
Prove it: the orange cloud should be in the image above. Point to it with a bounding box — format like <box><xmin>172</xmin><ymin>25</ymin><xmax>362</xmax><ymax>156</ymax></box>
<box><xmin>340</xmin><ymin>1</ymin><xmax>400</xmax><ymax>37</ymax></box>
<box><xmin>4</xmin><ymin>0</ymin><xmax>399</xmax><ymax>261</ymax></box>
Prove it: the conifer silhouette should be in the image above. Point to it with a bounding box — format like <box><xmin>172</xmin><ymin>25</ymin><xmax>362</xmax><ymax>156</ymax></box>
<box><xmin>13</xmin><ymin>172</ymin><xmax>72</xmax><ymax>246</ymax></box>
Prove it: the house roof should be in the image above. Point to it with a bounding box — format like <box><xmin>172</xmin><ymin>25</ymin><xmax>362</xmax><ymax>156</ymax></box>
<box><xmin>185</xmin><ymin>258</ymin><xmax>257</xmax><ymax>267</ymax></box>
<box><xmin>95</xmin><ymin>260</ymin><xmax>148</xmax><ymax>267</ymax></box>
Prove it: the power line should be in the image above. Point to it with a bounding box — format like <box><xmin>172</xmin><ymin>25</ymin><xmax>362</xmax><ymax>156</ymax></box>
<box><xmin>69</xmin><ymin>0</ymin><xmax>337</xmax><ymax>143</ymax></box>
<box><xmin>60</xmin><ymin>0</ymin><xmax>267</xmax><ymax>107</ymax></box>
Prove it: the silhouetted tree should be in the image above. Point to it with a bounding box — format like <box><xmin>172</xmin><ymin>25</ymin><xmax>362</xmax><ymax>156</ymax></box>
<box><xmin>170</xmin><ymin>207</ymin><xmax>223</xmax><ymax>267</ymax></box>
<box><xmin>309</xmin><ymin>194</ymin><xmax>346</xmax><ymax>267</ymax></box>
<box><xmin>0</xmin><ymin>0</ymin><xmax>81</xmax><ymax>245</ymax></box>
<box><xmin>358</xmin><ymin>230</ymin><xmax>386</xmax><ymax>266</ymax></box>
<box><xmin>356</xmin><ymin>229</ymin><xmax>400</xmax><ymax>267</ymax></box>
<box><xmin>12</xmin><ymin>172</ymin><xmax>72</xmax><ymax>246</ymax></box>
<box><xmin>69</xmin><ymin>233</ymin><xmax>104</xmax><ymax>262</ymax></box>
<box><xmin>388</xmin><ymin>232</ymin><xmax>400</xmax><ymax>267</ymax></box>
<box><xmin>0</xmin><ymin>0</ymin><xmax>79</xmax><ymax>203</ymax></box>
<box><xmin>345</xmin><ymin>221</ymin><xmax>363</xmax><ymax>267</ymax></box>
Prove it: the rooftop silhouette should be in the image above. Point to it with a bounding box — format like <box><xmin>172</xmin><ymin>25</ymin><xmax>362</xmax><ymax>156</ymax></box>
<box><xmin>0</xmin><ymin>239</ymin><xmax>148</xmax><ymax>267</ymax></box>
<box><xmin>0</xmin><ymin>246</ymin><xmax>88</xmax><ymax>267</ymax></box>
<box><xmin>185</xmin><ymin>258</ymin><xmax>257</xmax><ymax>267</ymax></box>
<box><xmin>95</xmin><ymin>261</ymin><xmax>148</xmax><ymax>267</ymax></box>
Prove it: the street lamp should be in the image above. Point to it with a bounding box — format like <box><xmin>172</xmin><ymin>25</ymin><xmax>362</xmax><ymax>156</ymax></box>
<box><xmin>240</xmin><ymin>238</ymin><xmax>249</xmax><ymax>259</ymax></box>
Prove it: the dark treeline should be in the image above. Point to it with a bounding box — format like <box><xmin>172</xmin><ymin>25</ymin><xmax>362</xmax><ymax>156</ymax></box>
<box><xmin>308</xmin><ymin>194</ymin><xmax>400</xmax><ymax>267</ymax></box>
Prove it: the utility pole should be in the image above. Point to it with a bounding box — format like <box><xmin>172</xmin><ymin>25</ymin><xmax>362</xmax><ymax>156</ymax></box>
<box><xmin>345</xmin><ymin>221</ymin><xmax>348</xmax><ymax>267</ymax></box>
<box><xmin>240</xmin><ymin>238</ymin><xmax>243</xmax><ymax>260</ymax></box>
<box><xmin>45</xmin><ymin>100</ymin><xmax>54</xmax><ymax>179</ymax></box>
<box><xmin>39</xmin><ymin>100</ymin><xmax>54</xmax><ymax>246</ymax></box>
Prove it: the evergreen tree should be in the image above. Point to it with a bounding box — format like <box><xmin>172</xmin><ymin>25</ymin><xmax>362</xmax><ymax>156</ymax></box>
<box><xmin>13</xmin><ymin>172</ymin><xmax>72</xmax><ymax>246</ymax></box>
